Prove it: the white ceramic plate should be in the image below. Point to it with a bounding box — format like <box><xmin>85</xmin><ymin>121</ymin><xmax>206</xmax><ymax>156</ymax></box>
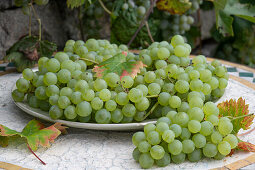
<box><xmin>12</xmin><ymin>85</ymin><xmax>157</xmax><ymax>131</ymax></box>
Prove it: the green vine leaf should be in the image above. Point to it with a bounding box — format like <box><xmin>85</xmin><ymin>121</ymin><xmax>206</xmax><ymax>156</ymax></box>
<box><xmin>0</xmin><ymin>119</ymin><xmax>67</xmax><ymax>151</ymax></box>
<box><xmin>217</xmin><ymin>97</ymin><xmax>255</xmax><ymax>134</ymax></box>
<box><xmin>93</xmin><ymin>52</ymin><xmax>146</xmax><ymax>79</ymax></box>
<box><xmin>156</xmin><ymin>0</ymin><xmax>192</xmax><ymax>15</ymax></box>
<box><xmin>67</xmin><ymin>0</ymin><xmax>86</xmax><ymax>9</ymax></box>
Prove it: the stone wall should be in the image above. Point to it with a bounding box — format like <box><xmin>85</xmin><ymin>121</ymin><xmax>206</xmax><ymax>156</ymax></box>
<box><xmin>0</xmin><ymin>0</ymin><xmax>80</xmax><ymax>60</ymax></box>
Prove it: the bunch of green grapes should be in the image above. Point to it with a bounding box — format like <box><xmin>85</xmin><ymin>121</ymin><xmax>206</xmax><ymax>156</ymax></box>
<box><xmin>132</xmin><ymin>105</ymin><xmax>237</xmax><ymax>168</ymax></box>
<box><xmin>12</xmin><ymin>35</ymin><xmax>228</xmax><ymax>125</ymax></box>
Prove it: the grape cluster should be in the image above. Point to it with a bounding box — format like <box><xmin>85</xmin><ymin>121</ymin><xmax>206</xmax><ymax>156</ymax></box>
<box><xmin>132</xmin><ymin>112</ymin><xmax>237</xmax><ymax>168</ymax></box>
<box><xmin>12</xmin><ymin>35</ymin><xmax>228</xmax><ymax>125</ymax></box>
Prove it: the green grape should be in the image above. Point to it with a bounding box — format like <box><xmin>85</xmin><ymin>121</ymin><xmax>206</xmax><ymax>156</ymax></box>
<box><xmin>147</xmin><ymin>131</ymin><xmax>161</xmax><ymax>145</ymax></box>
<box><xmin>211</xmin><ymin>60</ymin><xmax>220</xmax><ymax>67</ymax></box>
<box><xmin>157</xmin><ymin>47</ymin><xmax>170</xmax><ymax>60</ymax></box>
<box><xmin>65</xmin><ymin>40</ymin><xmax>75</xmax><ymax>46</ymax></box>
<box><xmin>91</xmin><ymin>97</ymin><xmax>103</xmax><ymax>110</ymax></box>
<box><xmin>32</xmin><ymin>75</ymin><xmax>44</xmax><ymax>87</ymax></box>
<box><xmin>132</xmin><ymin>131</ymin><xmax>146</xmax><ymax>146</ymax></box>
<box><xmin>161</xmin><ymin>106</ymin><xmax>175</xmax><ymax>116</ymax></box>
<box><xmin>76</xmin><ymin>101</ymin><xmax>92</xmax><ymax>117</ymax></box>
<box><xmin>207</xmin><ymin>115</ymin><xmax>219</xmax><ymax>126</ymax></box>
<box><xmin>78</xmin><ymin>115</ymin><xmax>91</xmax><ymax>123</ymax></box>
<box><xmin>35</xmin><ymin>86</ymin><xmax>47</xmax><ymax>100</ymax></box>
<box><xmin>148</xmin><ymin>83</ymin><xmax>161</xmax><ymax>96</ymax></box>
<box><xmin>138</xmin><ymin>141</ymin><xmax>151</xmax><ymax>153</ymax></box>
<box><xmin>49</xmin><ymin>94</ymin><xmax>59</xmax><ymax>106</ymax></box>
<box><xmin>182</xmin><ymin>139</ymin><xmax>195</xmax><ymax>154</ymax></box>
<box><xmin>111</xmin><ymin>109</ymin><xmax>123</xmax><ymax>123</ymax></box>
<box><xmin>43</xmin><ymin>72</ymin><xmax>57</xmax><ymax>86</ymax></box>
<box><xmin>218</xmin><ymin>141</ymin><xmax>231</xmax><ymax>155</ymax></box>
<box><xmin>81</xmin><ymin>89</ymin><xmax>95</xmax><ymax>101</ymax></box>
<box><xmin>46</xmin><ymin>58</ymin><xmax>60</xmax><ymax>73</ymax></box>
<box><xmin>136</xmin><ymin>84</ymin><xmax>148</xmax><ymax>96</ymax></box>
<box><xmin>46</xmin><ymin>85</ymin><xmax>59</xmax><ymax>97</ymax></box>
<box><xmin>168</xmin><ymin>140</ymin><xmax>183</xmax><ymax>155</ymax></box>
<box><xmin>85</xmin><ymin>39</ymin><xmax>99</xmax><ymax>51</ymax></box>
<box><xmin>134</xmin><ymin>111</ymin><xmax>146</xmax><ymax>122</ymax></box>
<box><xmin>169</xmin><ymin>124</ymin><xmax>182</xmax><ymax>137</ymax></box>
<box><xmin>81</xmin><ymin>72</ymin><xmax>93</xmax><ymax>82</ymax></box>
<box><xmin>139</xmin><ymin>153</ymin><xmax>154</xmax><ymax>169</ymax></box>
<box><xmin>76</xmin><ymin>60</ymin><xmax>87</xmax><ymax>72</ymax></box>
<box><xmin>60</xmin><ymin>87</ymin><xmax>73</xmax><ymax>98</ymax></box>
<box><xmin>60</xmin><ymin>60</ymin><xmax>75</xmax><ymax>73</ymax></box>
<box><xmin>166</xmin><ymin>111</ymin><xmax>177</xmax><ymax>122</ymax></box>
<box><xmin>203</xmin><ymin>143</ymin><xmax>217</xmax><ymax>158</ymax></box>
<box><xmin>95</xmin><ymin>109</ymin><xmax>111</xmax><ymax>124</ymax></box>
<box><xmin>38</xmin><ymin>57</ymin><xmax>48</xmax><ymax>68</ymax></box>
<box><xmin>70</xmin><ymin>91</ymin><xmax>82</xmax><ymax>104</ymax></box>
<box><xmin>202</xmin><ymin>83</ymin><xmax>212</xmax><ymax>95</ymax></box>
<box><xmin>218</xmin><ymin>120</ymin><xmax>233</xmax><ymax>136</ymax></box>
<box><xmin>144</xmin><ymin>123</ymin><xmax>156</xmax><ymax>135</ymax></box>
<box><xmin>150</xmin><ymin>145</ymin><xmax>165</xmax><ymax>160</ymax></box>
<box><xmin>154</xmin><ymin>79</ymin><xmax>164</xmax><ymax>87</ymax></box>
<box><xmin>99</xmin><ymin>89</ymin><xmax>111</xmax><ymax>101</ymax></box>
<box><xmin>190</xmin><ymin>79</ymin><xmax>203</xmax><ymax>91</ymax></box>
<box><xmin>156</xmin><ymin>122</ymin><xmax>169</xmax><ymax>135</ymax></box>
<box><xmin>209</xmin><ymin>77</ymin><xmax>219</xmax><ymax>90</ymax></box>
<box><xmin>155</xmin><ymin>69</ymin><xmax>167</xmax><ymax>79</ymax></box>
<box><xmin>177</xmin><ymin>102</ymin><xmax>190</xmax><ymax>112</ymax></box>
<box><xmin>132</xmin><ymin>147</ymin><xmax>141</xmax><ymax>162</ymax></box>
<box><xmin>116</xmin><ymin>92</ymin><xmax>129</xmax><ymax>105</ymax></box>
<box><xmin>171</xmin><ymin>35</ymin><xmax>184</xmax><ymax>47</ymax></box>
<box><xmin>192</xmin><ymin>134</ymin><xmax>206</xmax><ymax>148</ymax></box>
<box><xmin>174</xmin><ymin>80</ymin><xmax>189</xmax><ymax>94</ymax></box>
<box><xmin>49</xmin><ymin>105</ymin><xmax>63</xmax><ymax>119</ymax></box>
<box><xmin>215</xmin><ymin>66</ymin><xmax>226</xmax><ymax>77</ymax></box>
<box><xmin>162</xmin><ymin>83</ymin><xmax>175</xmax><ymax>94</ymax></box>
<box><xmin>121</xmin><ymin>76</ymin><xmax>134</xmax><ymax>88</ymax></box>
<box><xmin>75</xmin><ymin>80</ymin><xmax>89</xmax><ymax>92</ymax></box>
<box><xmin>22</xmin><ymin>68</ymin><xmax>34</xmax><ymax>80</ymax></box>
<box><xmin>188</xmin><ymin>149</ymin><xmax>202</xmax><ymax>162</ymax></box>
<box><xmin>158</xmin><ymin>92</ymin><xmax>171</xmax><ymax>106</ymax></box>
<box><xmin>171</xmin><ymin>152</ymin><xmax>186</xmax><ymax>164</ymax></box>
<box><xmin>180</xmin><ymin>57</ymin><xmax>190</xmax><ymax>67</ymax></box>
<box><xmin>211</xmin><ymin>131</ymin><xmax>223</xmax><ymax>144</ymax></box>
<box><xmin>214</xmin><ymin>152</ymin><xmax>225</xmax><ymax>160</ymax></box>
<box><xmin>144</xmin><ymin>71</ymin><xmax>156</xmax><ymax>83</ymax></box>
<box><xmin>173</xmin><ymin>112</ymin><xmax>189</xmax><ymax>127</ymax></box>
<box><xmin>162</xmin><ymin>130</ymin><xmax>175</xmax><ymax>143</ymax></box>
<box><xmin>57</xmin><ymin>69</ymin><xmax>71</xmax><ymax>84</ymax></box>
<box><xmin>122</xmin><ymin>104</ymin><xmax>136</xmax><ymax>117</ymax></box>
<box><xmin>105</xmin><ymin>100</ymin><xmax>117</xmax><ymax>112</ymax></box>
<box><xmin>110</xmin><ymin>91</ymin><xmax>117</xmax><ymax>100</ymax></box>
<box><xmin>177</xmin><ymin>72</ymin><xmax>190</xmax><ymax>82</ymax></box>
<box><xmin>104</xmin><ymin>73</ymin><xmax>120</xmax><ymax>88</ymax></box>
<box><xmin>28</xmin><ymin>96</ymin><xmax>39</xmax><ymax>108</ymax></box>
<box><xmin>94</xmin><ymin>79</ymin><xmax>107</xmax><ymax>91</ymax></box>
<box><xmin>134</xmin><ymin>75</ymin><xmax>145</xmax><ymax>86</ymax></box>
<box><xmin>64</xmin><ymin>105</ymin><xmax>77</xmax><ymax>120</ymax></box>
<box><xmin>200</xmin><ymin>69</ymin><xmax>212</xmax><ymax>82</ymax></box>
<box><xmin>58</xmin><ymin>96</ymin><xmax>71</xmax><ymax>109</ymax></box>
<box><xmin>188</xmin><ymin>120</ymin><xmax>201</xmax><ymax>133</ymax></box>
<box><xmin>168</xmin><ymin>55</ymin><xmax>181</xmax><ymax>65</ymax></box>
<box><xmin>200</xmin><ymin>121</ymin><xmax>213</xmax><ymax>136</ymax></box>
<box><xmin>137</xmin><ymin>6</ymin><xmax>146</xmax><ymax>16</ymax></box>
<box><xmin>219</xmin><ymin>78</ymin><xmax>228</xmax><ymax>89</ymax></box>
<box><xmin>189</xmin><ymin>97</ymin><xmax>203</xmax><ymax>108</ymax></box>
<box><xmin>140</xmin><ymin>54</ymin><xmax>152</xmax><ymax>66</ymax></box>
<box><xmin>187</xmin><ymin>91</ymin><xmax>202</xmax><ymax>102</ymax></box>
<box><xmin>180</xmin><ymin>128</ymin><xmax>191</xmax><ymax>140</ymax></box>
<box><xmin>135</xmin><ymin>97</ymin><xmax>150</xmax><ymax>111</ymax></box>
<box><xmin>16</xmin><ymin>78</ymin><xmax>29</xmax><ymax>93</ymax></box>
<box><xmin>155</xmin><ymin>60</ymin><xmax>167</xmax><ymax>69</ymax></box>
<box><xmin>155</xmin><ymin>152</ymin><xmax>171</xmax><ymax>167</ymax></box>
<box><xmin>67</xmin><ymin>79</ymin><xmax>77</xmax><ymax>90</ymax></box>
<box><xmin>169</xmin><ymin>96</ymin><xmax>181</xmax><ymax>108</ymax></box>
<box><xmin>212</xmin><ymin>88</ymin><xmax>225</xmax><ymax>98</ymax></box>
<box><xmin>174</xmin><ymin>45</ymin><xmax>188</xmax><ymax>57</ymax></box>
<box><xmin>223</xmin><ymin>134</ymin><xmax>238</xmax><ymax>149</ymax></box>
<box><xmin>128</xmin><ymin>88</ymin><xmax>143</xmax><ymax>103</ymax></box>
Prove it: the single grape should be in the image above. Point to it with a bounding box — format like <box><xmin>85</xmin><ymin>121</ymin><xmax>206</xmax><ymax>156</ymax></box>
<box><xmin>95</xmin><ymin>109</ymin><xmax>111</xmax><ymax>124</ymax></box>
<box><xmin>150</xmin><ymin>145</ymin><xmax>165</xmax><ymax>160</ymax></box>
<box><xmin>182</xmin><ymin>139</ymin><xmax>195</xmax><ymax>154</ymax></box>
<box><xmin>76</xmin><ymin>101</ymin><xmax>92</xmax><ymax>117</ymax></box>
<box><xmin>155</xmin><ymin>153</ymin><xmax>171</xmax><ymax>167</ymax></box>
<box><xmin>223</xmin><ymin>134</ymin><xmax>238</xmax><ymax>149</ymax></box>
<box><xmin>16</xmin><ymin>78</ymin><xmax>29</xmax><ymax>93</ymax></box>
<box><xmin>188</xmin><ymin>149</ymin><xmax>202</xmax><ymax>162</ymax></box>
<box><xmin>128</xmin><ymin>88</ymin><xmax>143</xmax><ymax>103</ymax></box>
<box><xmin>168</xmin><ymin>139</ymin><xmax>183</xmax><ymax>155</ymax></box>
<box><xmin>173</xmin><ymin>112</ymin><xmax>189</xmax><ymax>127</ymax></box>
<box><xmin>139</xmin><ymin>153</ymin><xmax>154</xmax><ymax>169</ymax></box>
<box><xmin>180</xmin><ymin>128</ymin><xmax>191</xmax><ymax>140</ymax></box>
<box><xmin>203</xmin><ymin>143</ymin><xmax>217</xmax><ymax>158</ymax></box>
<box><xmin>171</xmin><ymin>152</ymin><xmax>186</xmax><ymax>164</ymax></box>
<box><xmin>169</xmin><ymin>96</ymin><xmax>181</xmax><ymax>108</ymax></box>
<box><xmin>12</xmin><ymin>89</ymin><xmax>25</xmax><ymax>102</ymax></box>
<box><xmin>57</xmin><ymin>69</ymin><xmax>71</xmax><ymax>84</ymax></box>
<box><xmin>192</xmin><ymin>134</ymin><xmax>206</xmax><ymax>148</ymax></box>
<box><xmin>64</xmin><ymin>105</ymin><xmax>77</xmax><ymax>120</ymax></box>
<box><xmin>175</xmin><ymin>80</ymin><xmax>189</xmax><ymax>94</ymax></box>
<box><xmin>132</xmin><ymin>131</ymin><xmax>146</xmax><ymax>146</ymax></box>
<box><xmin>135</xmin><ymin>97</ymin><xmax>150</xmax><ymax>111</ymax></box>
<box><xmin>169</xmin><ymin>124</ymin><xmax>182</xmax><ymax>137</ymax></box>
<box><xmin>211</xmin><ymin>131</ymin><xmax>223</xmax><ymax>144</ymax></box>
<box><xmin>22</xmin><ymin>68</ymin><xmax>34</xmax><ymax>80</ymax></box>
<box><xmin>111</xmin><ymin>108</ymin><xmax>123</xmax><ymax>123</ymax></box>
<box><xmin>147</xmin><ymin>131</ymin><xmax>161</xmax><ymax>145</ymax></box>
<box><xmin>218</xmin><ymin>141</ymin><xmax>231</xmax><ymax>155</ymax></box>
<box><xmin>49</xmin><ymin>105</ymin><xmax>63</xmax><ymax>119</ymax></box>
<box><xmin>188</xmin><ymin>120</ymin><xmax>201</xmax><ymax>133</ymax></box>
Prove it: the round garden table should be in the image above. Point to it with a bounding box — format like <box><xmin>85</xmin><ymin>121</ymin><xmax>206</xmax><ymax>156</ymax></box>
<box><xmin>1</xmin><ymin>58</ymin><xmax>255</xmax><ymax>170</ymax></box>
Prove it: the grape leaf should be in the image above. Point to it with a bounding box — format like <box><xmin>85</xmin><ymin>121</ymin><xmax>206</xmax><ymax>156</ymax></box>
<box><xmin>237</xmin><ymin>141</ymin><xmax>255</xmax><ymax>152</ymax></box>
<box><xmin>0</xmin><ymin>119</ymin><xmax>67</xmax><ymax>151</ymax></box>
<box><xmin>93</xmin><ymin>52</ymin><xmax>146</xmax><ymax>79</ymax></box>
<box><xmin>156</xmin><ymin>0</ymin><xmax>192</xmax><ymax>15</ymax></box>
<box><xmin>217</xmin><ymin>97</ymin><xmax>254</xmax><ymax>134</ymax></box>
<box><xmin>67</xmin><ymin>0</ymin><xmax>86</xmax><ymax>9</ymax></box>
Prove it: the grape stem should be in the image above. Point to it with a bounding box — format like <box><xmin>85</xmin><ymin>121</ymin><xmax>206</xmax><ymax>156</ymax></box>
<box><xmin>142</xmin><ymin>102</ymin><xmax>159</xmax><ymax>121</ymax></box>
<box><xmin>28</xmin><ymin>3</ymin><xmax>32</xmax><ymax>36</ymax></box>
<box><xmin>78</xmin><ymin>6</ymin><xmax>85</xmax><ymax>41</ymax></box>
<box><xmin>145</xmin><ymin>21</ymin><xmax>154</xmax><ymax>43</ymax></box>
<box><xmin>98</xmin><ymin>0</ymin><xmax>112</xmax><ymax>15</ymax></box>
<box><xmin>228</xmin><ymin>113</ymin><xmax>254</xmax><ymax>121</ymax></box>
<box><xmin>27</xmin><ymin>144</ymin><xmax>46</xmax><ymax>165</ymax></box>
<box><xmin>127</xmin><ymin>0</ymin><xmax>157</xmax><ymax>47</ymax></box>
<box><xmin>31</xmin><ymin>3</ymin><xmax>41</xmax><ymax>41</ymax></box>
<box><xmin>80</xmin><ymin>58</ymin><xmax>99</xmax><ymax>64</ymax></box>
<box><xmin>146</xmin><ymin>95</ymin><xmax>158</xmax><ymax>98</ymax></box>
